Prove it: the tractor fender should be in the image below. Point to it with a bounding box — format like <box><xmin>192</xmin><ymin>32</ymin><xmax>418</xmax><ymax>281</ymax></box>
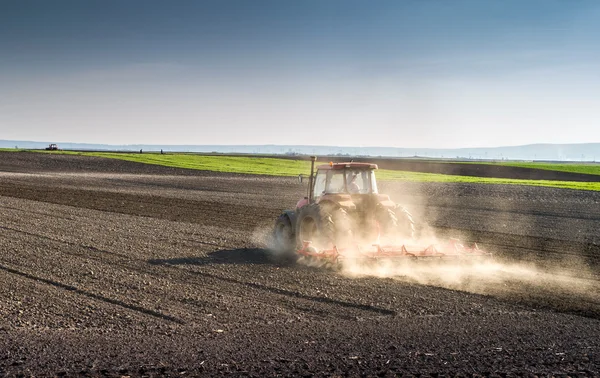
<box><xmin>376</xmin><ymin>194</ymin><xmax>396</xmax><ymax>209</ymax></box>
<box><xmin>295</xmin><ymin>197</ymin><xmax>309</xmax><ymax>209</ymax></box>
<box><xmin>318</xmin><ymin>199</ymin><xmax>356</xmax><ymax>211</ymax></box>
<box><xmin>337</xmin><ymin>200</ymin><xmax>356</xmax><ymax>210</ymax></box>
<box><xmin>317</xmin><ymin>193</ymin><xmax>357</xmax><ymax>210</ymax></box>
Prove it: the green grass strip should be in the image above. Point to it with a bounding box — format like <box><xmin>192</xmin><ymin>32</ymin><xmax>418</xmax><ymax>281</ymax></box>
<box><xmin>18</xmin><ymin>150</ymin><xmax>600</xmax><ymax>192</ymax></box>
<box><xmin>84</xmin><ymin>152</ymin><xmax>313</xmax><ymax>176</ymax></box>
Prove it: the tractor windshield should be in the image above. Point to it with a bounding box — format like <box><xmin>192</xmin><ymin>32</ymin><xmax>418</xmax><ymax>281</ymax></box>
<box><xmin>346</xmin><ymin>170</ymin><xmax>370</xmax><ymax>194</ymax></box>
<box><xmin>329</xmin><ymin>171</ymin><xmax>346</xmax><ymax>193</ymax></box>
<box><xmin>314</xmin><ymin>168</ymin><xmax>377</xmax><ymax>197</ymax></box>
<box><xmin>347</xmin><ymin>169</ymin><xmax>378</xmax><ymax>194</ymax></box>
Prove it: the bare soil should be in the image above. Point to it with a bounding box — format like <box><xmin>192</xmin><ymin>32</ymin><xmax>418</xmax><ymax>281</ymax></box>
<box><xmin>0</xmin><ymin>151</ymin><xmax>599</xmax><ymax>376</ymax></box>
<box><xmin>331</xmin><ymin>156</ymin><xmax>600</xmax><ymax>182</ymax></box>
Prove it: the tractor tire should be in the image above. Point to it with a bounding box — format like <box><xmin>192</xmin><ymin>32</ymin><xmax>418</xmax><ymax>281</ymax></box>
<box><xmin>378</xmin><ymin>205</ymin><xmax>415</xmax><ymax>240</ymax></box>
<box><xmin>295</xmin><ymin>205</ymin><xmax>351</xmax><ymax>249</ymax></box>
<box><xmin>273</xmin><ymin>214</ymin><xmax>295</xmax><ymax>255</ymax></box>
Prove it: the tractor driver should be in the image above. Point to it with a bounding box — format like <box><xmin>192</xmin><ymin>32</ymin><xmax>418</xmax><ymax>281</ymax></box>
<box><xmin>348</xmin><ymin>173</ymin><xmax>361</xmax><ymax>194</ymax></box>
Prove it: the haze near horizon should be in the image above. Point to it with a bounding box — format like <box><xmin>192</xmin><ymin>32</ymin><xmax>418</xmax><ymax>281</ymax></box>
<box><xmin>1</xmin><ymin>0</ymin><xmax>600</xmax><ymax>149</ymax></box>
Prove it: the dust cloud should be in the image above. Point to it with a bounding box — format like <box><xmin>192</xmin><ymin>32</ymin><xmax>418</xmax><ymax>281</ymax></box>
<box><xmin>341</xmin><ymin>253</ymin><xmax>597</xmax><ymax>299</ymax></box>
<box><xmin>319</xmin><ymin>219</ymin><xmax>597</xmax><ymax>313</ymax></box>
<box><xmin>262</xmin><ymin>180</ymin><xmax>599</xmax><ymax>312</ymax></box>
<box><xmin>293</xmin><ymin>226</ymin><xmax>600</xmax><ymax>314</ymax></box>
<box><xmin>261</xmin><ymin>205</ymin><xmax>598</xmax><ymax>304</ymax></box>
<box><xmin>364</xmin><ymin>185</ymin><xmax>598</xmax><ymax>304</ymax></box>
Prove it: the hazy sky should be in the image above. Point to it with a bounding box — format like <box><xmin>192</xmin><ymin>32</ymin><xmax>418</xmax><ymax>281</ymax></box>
<box><xmin>1</xmin><ymin>0</ymin><xmax>600</xmax><ymax>148</ymax></box>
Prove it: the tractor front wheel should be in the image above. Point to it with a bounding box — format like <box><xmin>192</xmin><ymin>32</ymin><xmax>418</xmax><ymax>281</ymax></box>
<box><xmin>296</xmin><ymin>205</ymin><xmax>327</xmax><ymax>249</ymax></box>
<box><xmin>296</xmin><ymin>205</ymin><xmax>352</xmax><ymax>250</ymax></box>
<box><xmin>273</xmin><ymin>214</ymin><xmax>295</xmax><ymax>255</ymax></box>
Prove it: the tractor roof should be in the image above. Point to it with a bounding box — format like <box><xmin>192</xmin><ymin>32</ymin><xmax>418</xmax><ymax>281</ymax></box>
<box><xmin>317</xmin><ymin>162</ymin><xmax>378</xmax><ymax>170</ymax></box>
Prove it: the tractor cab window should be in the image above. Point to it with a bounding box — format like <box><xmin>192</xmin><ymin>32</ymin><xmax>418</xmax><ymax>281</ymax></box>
<box><xmin>314</xmin><ymin>170</ymin><xmax>345</xmax><ymax>197</ymax></box>
<box><xmin>326</xmin><ymin>170</ymin><xmax>346</xmax><ymax>193</ymax></box>
<box><xmin>314</xmin><ymin>168</ymin><xmax>377</xmax><ymax>196</ymax></box>
<box><xmin>313</xmin><ymin>171</ymin><xmax>326</xmax><ymax>198</ymax></box>
<box><xmin>346</xmin><ymin>170</ymin><xmax>370</xmax><ymax>194</ymax></box>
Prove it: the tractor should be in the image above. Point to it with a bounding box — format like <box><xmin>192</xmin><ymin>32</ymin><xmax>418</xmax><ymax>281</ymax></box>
<box><xmin>274</xmin><ymin>157</ymin><xmax>489</xmax><ymax>263</ymax></box>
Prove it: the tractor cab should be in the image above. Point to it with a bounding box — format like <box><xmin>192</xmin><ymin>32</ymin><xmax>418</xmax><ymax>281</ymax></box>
<box><xmin>313</xmin><ymin>162</ymin><xmax>378</xmax><ymax>200</ymax></box>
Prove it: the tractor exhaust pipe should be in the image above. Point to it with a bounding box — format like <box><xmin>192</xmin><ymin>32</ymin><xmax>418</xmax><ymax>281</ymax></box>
<box><xmin>308</xmin><ymin>156</ymin><xmax>317</xmax><ymax>203</ymax></box>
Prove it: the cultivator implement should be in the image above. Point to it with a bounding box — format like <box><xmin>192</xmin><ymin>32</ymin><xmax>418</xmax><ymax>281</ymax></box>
<box><xmin>297</xmin><ymin>238</ymin><xmax>491</xmax><ymax>264</ymax></box>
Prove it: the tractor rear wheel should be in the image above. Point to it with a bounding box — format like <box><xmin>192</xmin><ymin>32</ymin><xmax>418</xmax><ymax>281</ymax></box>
<box><xmin>378</xmin><ymin>206</ymin><xmax>415</xmax><ymax>240</ymax></box>
<box><xmin>296</xmin><ymin>205</ymin><xmax>351</xmax><ymax>249</ymax></box>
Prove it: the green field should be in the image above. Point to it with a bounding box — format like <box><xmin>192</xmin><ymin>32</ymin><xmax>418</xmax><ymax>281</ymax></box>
<box><xmin>85</xmin><ymin>151</ymin><xmax>312</xmax><ymax>176</ymax></box>
<box><xmin>17</xmin><ymin>150</ymin><xmax>599</xmax><ymax>192</ymax></box>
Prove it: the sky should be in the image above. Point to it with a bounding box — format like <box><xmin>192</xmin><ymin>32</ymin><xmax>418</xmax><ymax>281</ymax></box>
<box><xmin>1</xmin><ymin>0</ymin><xmax>600</xmax><ymax>148</ymax></box>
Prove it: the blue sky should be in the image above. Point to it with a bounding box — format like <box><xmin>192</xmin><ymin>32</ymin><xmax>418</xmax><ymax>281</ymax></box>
<box><xmin>1</xmin><ymin>0</ymin><xmax>599</xmax><ymax>148</ymax></box>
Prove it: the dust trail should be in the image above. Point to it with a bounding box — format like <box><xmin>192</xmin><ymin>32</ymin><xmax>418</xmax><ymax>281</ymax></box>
<box><xmin>251</xmin><ymin>225</ymin><xmax>298</xmax><ymax>263</ymax></box>
<box><xmin>250</xmin><ymin>225</ymin><xmax>273</xmax><ymax>247</ymax></box>
<box><xmin>300</xmin><ymin>220</ymin><xmax>600</xmax><ymax>313</ymax></box>
<box><xmin>341</xmin><ymin>255</ymin><xmax>597</xmax><ymax>298</ymax></box>
<box><xmin>263</xmin><ymin>201</ymin><xmax>599</xmax><ymax>315</ymax></box>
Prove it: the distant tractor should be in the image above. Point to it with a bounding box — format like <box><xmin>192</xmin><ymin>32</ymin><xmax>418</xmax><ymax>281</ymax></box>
<box><xmin>46</xmin><ymin>144</ymin><xmax>59</xmax><ymax>151</ymax></box>
<box><xmin>274</xmin><ymin>156</ymin><xmax>489</xmax><ymax>263</ymax></box>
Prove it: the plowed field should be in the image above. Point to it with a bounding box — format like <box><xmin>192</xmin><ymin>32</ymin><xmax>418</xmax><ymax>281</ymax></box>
<box><xmin>0</xmin><ymin>152</ymin><xmax>598</xmax><ymax>376</ymax></box>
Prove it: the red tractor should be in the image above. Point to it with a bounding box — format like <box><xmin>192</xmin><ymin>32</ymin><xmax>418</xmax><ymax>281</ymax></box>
<box><xmin>274</xmin><ymin>157</ymin><xmax>489</xmax><ymax>263</ymax></box>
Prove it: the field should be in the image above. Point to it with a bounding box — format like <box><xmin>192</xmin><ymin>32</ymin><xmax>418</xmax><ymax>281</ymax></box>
<box><xmin>486</xmin><ymin>161</ymin><xmax>600</xmax><ymax>176</ymax></box>
<box><xmin>17</xmin><ymin>150</ymin><xmax>600</xmax><ymax>191</ymax></box>
<box><xmin>0</xmin><ymin>151</ymin><xmax>599</xmax><ymax>375</ymax></box>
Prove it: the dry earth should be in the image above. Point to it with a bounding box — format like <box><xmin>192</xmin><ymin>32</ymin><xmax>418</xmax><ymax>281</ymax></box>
<box><xmin>0</xmin><ymin>152</ymin><xmax>599</xmax><ymax>376</ymax></box>
<box><xmin>339</xmin><ymin>157</ymin><xmax>600</xmax><ymax>182</ymax></box>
